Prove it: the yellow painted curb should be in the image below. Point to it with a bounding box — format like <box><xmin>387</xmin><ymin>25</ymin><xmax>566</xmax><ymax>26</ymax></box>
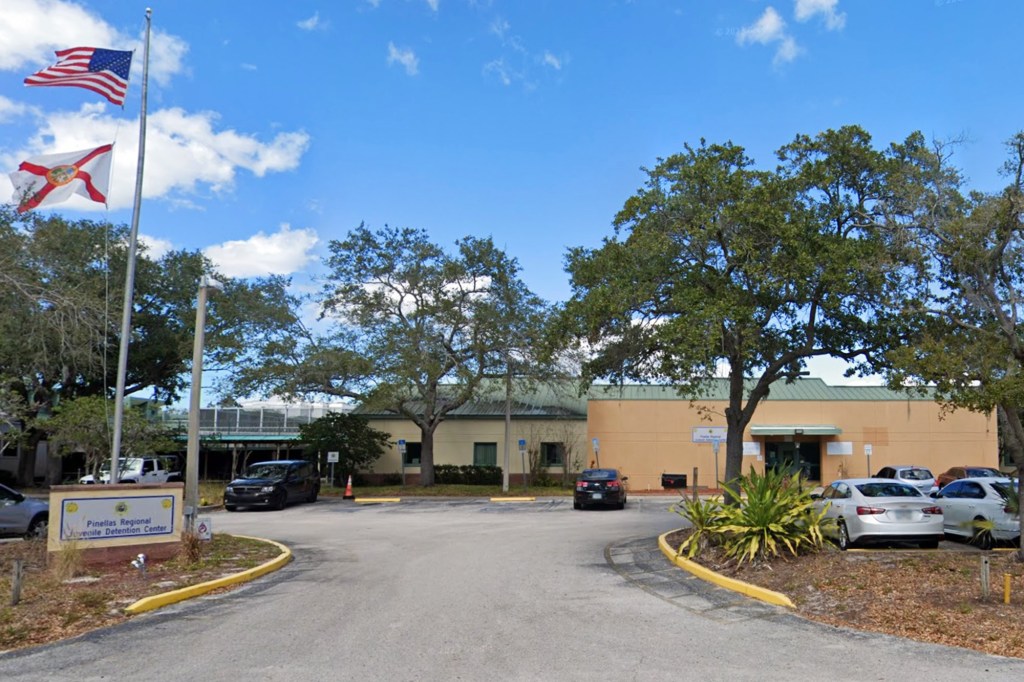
<box><xmin>657</xmin><ymin>530</ymin><xmax>795</xmax><ymax>609</ymax></box>
<box><xmin>355</xmin><ymin>497</ymin><xmax>401</xmax><ymax>503</ymax></box>
<box><xmin>489</xmin><ymin>497</ymin><xmax>536</xmax><ymax>502</ymax></box>
<box><xmin>124</xmin><ymin>535</ymin><xmax>292</xmax><ymax>615</ymax></box>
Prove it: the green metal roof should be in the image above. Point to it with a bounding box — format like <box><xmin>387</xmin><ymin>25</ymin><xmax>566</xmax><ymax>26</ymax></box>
<box><xmin>586</xmin><ymin>378</ymin><xmax>933</xmax><ymax>402</ymax></box>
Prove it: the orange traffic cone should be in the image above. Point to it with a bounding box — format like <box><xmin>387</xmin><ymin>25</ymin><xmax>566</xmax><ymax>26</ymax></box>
<box><xmin>343</xmin><ymin>474</ymin><xmax>355</xmax><ymax>500</ymax></box>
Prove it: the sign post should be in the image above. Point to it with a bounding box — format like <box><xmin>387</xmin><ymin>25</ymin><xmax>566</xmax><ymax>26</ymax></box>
<box><xmin>398</xmin><ymin>440</ymin><xmax>407</xmax><ymax>486</ymax></box>
<box><xmin>864</xmin><ymin>443</ymin><xmax>873</xmax><ymax>478</ymax></box>
<box><xmin>327</xmin><ymin>450</ymin><xmax>339</xmax><ymax>487</ymax></box>
<box><xmin>692</xmin><ymin>427</ymin><xmax>727</xmax><ymax>489</ymax></box>
<box><xmin>518</xmin><ymin>439</ymin><xmax>527</xmax><ymax>491</ymax></box>
<box><xmin>712</xmin><ymin>438</ymin><xmax>721</xmax><ymax>488</ymax></box>
<box><xmin>592</xmin><ymin>437</ymin><xmax>600</xmax><ymax>468</ymax></box>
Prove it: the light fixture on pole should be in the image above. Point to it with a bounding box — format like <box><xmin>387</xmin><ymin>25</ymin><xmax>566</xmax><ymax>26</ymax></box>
<box><xmin>184</xmin><ymin>275</ymin><xmax>222</xmax><ymax>532</ymax></box>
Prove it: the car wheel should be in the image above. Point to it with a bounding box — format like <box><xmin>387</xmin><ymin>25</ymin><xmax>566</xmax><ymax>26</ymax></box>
<box><xmin>617</xmin><ymin>496</ymin><xmax>626</xmax><ymax>510</ymax></box>
<box><xmin>224</xmin><ymin>504</ymin><xmax>237</xmax><ymax>512</ymax></box>
<box><xmin>573</xmin><ymin>500</ymin><xmax>582</xmax><ymax>510</ymax></box>
<box><xmin>837</xmin><ymin>521</ymin><xmax>851</xmax><ymax>551</ymax></box>
<box><xmin>274</xmin><ymin>490</ymin><xmax>287</xmax><ymax>511</ymax></box>
<box><xmin>25</xmin><ymin>515</ymin><xmax>47</xmax><ymax>540</ymax></box>
<box><xmin>308</xmin><ymin>485</ymin><xmax>319</xmax><ymax>503</ymax></box>
<box><xmin>972</xmin><ymin>519</ymin><xmax>994</xmax><ymax>551</ymax></box>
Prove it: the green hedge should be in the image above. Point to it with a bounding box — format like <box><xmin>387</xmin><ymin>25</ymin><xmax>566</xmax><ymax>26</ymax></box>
<box><xmin>433</xmin><ymin>464</ymin><xmax>502</xmax><ymax>485</ymax></box>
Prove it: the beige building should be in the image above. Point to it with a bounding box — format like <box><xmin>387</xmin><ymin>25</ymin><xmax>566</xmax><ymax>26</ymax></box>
<box><xmin>360</xmin><ymin>379</ymin><xmax>998</xmax><ymax>489</ymax></box>
<box><xmin>587</xmin><ymin>380</ymin><xmax>998</xmax><ymax>491</ymax></box>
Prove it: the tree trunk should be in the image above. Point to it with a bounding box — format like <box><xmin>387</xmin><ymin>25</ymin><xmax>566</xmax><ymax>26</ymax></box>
<box><xmin>17</xmin><ymin>431</ymin><xmax>41</xmax><ymax>487</ymax></box>
<box><xmin>419</xmin><ymin>424</ymin><xmax>437</xmax><ymax>487</ymax></box>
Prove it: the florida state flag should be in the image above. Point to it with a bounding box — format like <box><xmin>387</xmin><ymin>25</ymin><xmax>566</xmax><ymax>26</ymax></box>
<box><xmin>9</xmin><ymin>144</ymin><xmax>113</xmax><ymax>213</ymax></box>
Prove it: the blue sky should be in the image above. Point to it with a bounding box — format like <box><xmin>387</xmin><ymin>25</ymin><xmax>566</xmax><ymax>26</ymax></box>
<box><xmin>1</xmin><ymin>0</ymin><xmax>1021</xmax><ymax>386</ymax></box>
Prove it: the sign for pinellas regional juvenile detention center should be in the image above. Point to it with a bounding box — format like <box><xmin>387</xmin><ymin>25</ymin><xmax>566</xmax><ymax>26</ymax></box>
<box><xmin>59</xmin><ymin>494</ymin><xmax>177</xmax><ymax>542</ymax></box>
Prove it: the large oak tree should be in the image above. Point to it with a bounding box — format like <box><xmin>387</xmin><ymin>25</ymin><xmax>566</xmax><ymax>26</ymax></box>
<box><xmin>562</xmin><ymin>127</ymin><xmax>930</xmax><ymax>500</ymax></box>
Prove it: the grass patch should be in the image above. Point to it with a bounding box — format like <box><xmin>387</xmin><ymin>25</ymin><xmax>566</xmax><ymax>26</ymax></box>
<box><xmin>326</xmin><ymin>483</ymin><xmax>574</xmax><ymax>498</ymax></box>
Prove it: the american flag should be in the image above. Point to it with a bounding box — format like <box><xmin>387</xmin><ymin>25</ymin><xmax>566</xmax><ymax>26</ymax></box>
<box><xmin>24</xmin><ymin>47</ymin><xmax>133</xmax><ymax>106</ymax></box>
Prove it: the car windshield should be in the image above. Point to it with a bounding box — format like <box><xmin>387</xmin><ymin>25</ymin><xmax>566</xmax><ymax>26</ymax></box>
<box><xmin>581</xmin><ymin>469</ymin><xmax>617</xmax><ymax>480</ymax></box>
<box><xmin>98</xmin><ymin>458</ymin><xmax>141</xmax><ymax>473</ymax></box>
<box><xmin>900</xmin><ymin>468</ymin><xmax>932</xmax><ymax>481</ymax></box>
<box><xmin>967</xmin><ymin>468</ymin><xmax>1002</xmax><ymax>478</ymax></box>
<box><xmin>856</xmin><ymin>482</ymin><xmax>922</xmax><ymax>498</ymax></box>
<box><xmin>991</xmin><ymin>481</ymin><xmax>1016</xmax><ymax>500</ymax></box>
<box><xmin>245</xmin><ymin>463</ymin><xmax>289</xmax><ymax>479</ymax></box>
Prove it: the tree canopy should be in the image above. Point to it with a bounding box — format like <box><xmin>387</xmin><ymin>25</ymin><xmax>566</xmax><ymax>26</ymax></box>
<box><xmin>297</xmin><ymin>412</ymin><xmax>390</xmax><ymax>484</ymax></box>
<box><xmin>562</xmin><ymin>126</ymin><xmax>931</xmax><ymax>498</ymax></box>
<box><xmin>0</xmin><ymin>207</ymin><xmax>299</xmax><ymax>484</ymax></box>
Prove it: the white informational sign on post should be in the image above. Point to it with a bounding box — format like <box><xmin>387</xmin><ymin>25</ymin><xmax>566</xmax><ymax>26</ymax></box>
<box><xmin>327</xmin><ymin>451</ymin><xmax>340</xmax><ymax>463</ymax></box>
<box><xmin>692</xmin><ymin>426</ymin><xmax>727</xmax><ymax>443</ymax></box>
<box><xmin>196</xmin><ymin>516</ymin><xmax>212</xmax><ymax>541</ymax></box>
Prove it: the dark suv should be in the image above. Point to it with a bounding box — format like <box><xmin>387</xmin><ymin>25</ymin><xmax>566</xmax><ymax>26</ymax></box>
<box><xmin>224</xmin><ymin>460</ymin><xmax>320</xmax><ymax>511</ymax></box>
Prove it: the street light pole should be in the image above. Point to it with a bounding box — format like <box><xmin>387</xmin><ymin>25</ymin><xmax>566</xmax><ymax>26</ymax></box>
<box><xmin>185</xmin><ymin>275</ymin><xmax>222</xmax><ymax>532</ymax></box>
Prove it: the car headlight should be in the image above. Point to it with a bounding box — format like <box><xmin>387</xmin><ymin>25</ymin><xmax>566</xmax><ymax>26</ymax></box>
<box><xmin>225</xmin><ymin>486</ymin><xmax>234</xmax><ymax>493</ymax></box>
<box><xmin>260</xmin><ymin>486</ymin><xmax>275</xmax><ymax>493</ymax></box>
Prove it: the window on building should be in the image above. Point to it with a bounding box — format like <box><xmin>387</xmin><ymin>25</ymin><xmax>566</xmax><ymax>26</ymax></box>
<box><xmin>541</xmin><ymin>442</ymin><xmax>565</xmax><ymax>467</ymax></box>
<box><xmin>403</xmin><ymin>442</ymin><xmax>422</xmax><ymax>466</ymax></box>
<box><xmin>473</xmin><ymin>442</ymin><xmax>497</xmax><ymax>467</ymax></box>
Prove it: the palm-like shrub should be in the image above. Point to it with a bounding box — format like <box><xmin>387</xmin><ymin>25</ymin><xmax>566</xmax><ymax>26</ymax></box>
<box><xmin>674</xmin><ymin>497</ymin><xmax>726</xmax><ymax>558</ymax></box>
<box><xmin>716</xmin><ymin>467</ymin><xmax>830</xmax><ymax>565</ymax></box>
<box><xmin>673</xmin><ymin>467</ymin><xmax>831</xmax><ymax>566</ymax></box>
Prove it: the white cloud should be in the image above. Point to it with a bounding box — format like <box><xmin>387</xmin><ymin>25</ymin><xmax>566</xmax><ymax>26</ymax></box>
<box><xmin>425</xmin><ymin>0</ymin><xmax>439</xmax><ymax>12</ymax></box>
<box><xmin>297</xmin><ymin>12</ymin><xmax>329</xmax><ymax>31</ymax></box>
<box><xmin>139</xmin><ymin>233</ymin><xmax>174</xmax><ymax>259</ymax></box>
<box><xmin>737</xmin><ymin>7</ymin><xmax>787</xmax><ymax>45</ymax></box>
<box><xmin>0</xmin><ymin>104</ymin><xmax>311</xmax><ymax>210</ymax></box>
<box><xmin>794</xmin><ymin>0</ymin><xmax>846</xmax><ymax>30</ymax></box>
<box><xmin>774</xmin><ymin>36</ymin><xmax>802</xmax><ymax>66</ymax></box>
<box><xmin>387</xmin><ymin>42</ymin><xmax>419</xmax><ymax>76</ymax></box>
<box><xmin>0</xmin><ymin>95</ymin><xmax>33</xmax><ymax>123</ymax></box>
<box><xmin>541</xmin><ymin>51</ymin><xmax>562</xmax><ymax>70</ymax></box>
<box><xmin>737</xmin><ymin>7</ymin><xmax>801</xmax><ymax>66</ymax></box>
<box><xmin>483</xmin><ymin>59</ymin><xmax>513</xmax><ymax>86</ymax></box>
<box><xmin>204</xmin><ymin>224</ymin><xmax>319</xmax><ymax>278</ymax></box>
<box><xmin>0</xmin><ymin>0</ymin><xmax>188</xmax><ymax>88</ymax></box>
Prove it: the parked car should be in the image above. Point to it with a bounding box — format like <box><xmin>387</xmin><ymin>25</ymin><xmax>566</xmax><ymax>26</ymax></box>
<box><xmin>0</xmin><ymin>483</ymin><xmax>49</xmax><ymax>539</ymax></box>
<box><xmin>574</xmin><ymin>468</ymin><xmax>628</xmax><ymax>510</ymax></box>
<box><xmin>934</xmin><ymin>466</ymin><xmax>1004</xmax><ymax>490</ymax></box>
<box><xmin>811</xmin><ymin>478</ymin><xmax>944</xmax><ymax>550</ymax></box>
<box><xmin>930</xmin><ymin>477</ymin><xmax>1020</xmax><ymax>550</ymax></box>
<box><xmin>873</xmin><ymin>465</ymin><xmax>937</xmax><ymax>494</ymax></box>
<box><xmin>79</xmin><ymin>456</ymin><xmax>182</xmax><ymax>484</ymax></box>
<box><xmin>224</xmin><ymin>460</ymin><xmax>320</xmax><ymax>511</ymax></box>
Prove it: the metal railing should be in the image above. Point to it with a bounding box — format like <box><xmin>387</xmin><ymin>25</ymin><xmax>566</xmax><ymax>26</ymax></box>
<box><xmin>158</xmin><ymin>404</ymin><xmax>351</xmax><ymax>436</ymax></box>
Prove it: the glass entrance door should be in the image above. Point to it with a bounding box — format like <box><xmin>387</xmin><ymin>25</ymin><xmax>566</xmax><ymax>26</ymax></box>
<box><xmin>765</xmin><ymin>441</ymin><xmax>821</xmax><ymax>482</ymax></box>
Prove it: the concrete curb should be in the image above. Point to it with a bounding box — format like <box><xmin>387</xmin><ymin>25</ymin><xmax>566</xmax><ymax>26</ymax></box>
<box><xmin>355</xmin><ymin>497</ymin><xmax>402</xmax><ymax>504</ymax></box>
<box><xmin>123</xmin><ymin>535</ymin><xmax>292</xmax><ymax>615</ymax></box>
<box><xmin>489</xmin><ymin>497</ymin><xmax>536</xmax><ymax>502</ymax></box>
<box><xmin>657</xmin><ymin>529</ymin><xmax>795</xmax><ymax>609</ymax></box>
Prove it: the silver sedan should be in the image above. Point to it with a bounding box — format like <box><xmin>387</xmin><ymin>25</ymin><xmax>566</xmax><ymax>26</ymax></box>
<box><xmin>812</xmin><ymin>478</ymin><xmax>944</xmax><ymax>550</ymax></box>
<box><xmin>931</xmin><ymin>477</ymin><xmax>1020</xmax><ymax>549</ymax></box>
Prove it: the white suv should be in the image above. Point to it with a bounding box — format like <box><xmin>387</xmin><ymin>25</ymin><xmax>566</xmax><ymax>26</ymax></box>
<box><xmin>80</xmin><ymin>456</ymin><xmax>183</xmax><ymax>484</ymax></box>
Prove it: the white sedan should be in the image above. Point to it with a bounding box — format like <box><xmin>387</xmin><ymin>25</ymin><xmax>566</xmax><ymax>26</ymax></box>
<box><xmin>812</xmin><ymin>478</ymin><xmax>944</xmax><ymax>550</ymax></box>
<box><xmin>931</xmin><ymin>477</ymin><xmax>1020</xmax><ymax>550</ymax></box>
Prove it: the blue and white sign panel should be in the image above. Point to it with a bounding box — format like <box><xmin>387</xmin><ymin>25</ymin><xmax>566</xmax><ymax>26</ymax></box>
<box><xmin>692</xmin><ymin>426</ymin><xmax>727</xmax><ymax>443</ymax></box>
<box><xmin>60</xmin><ymin>494</ymin><xmax>177</xmax><ymax>542</ymax></box>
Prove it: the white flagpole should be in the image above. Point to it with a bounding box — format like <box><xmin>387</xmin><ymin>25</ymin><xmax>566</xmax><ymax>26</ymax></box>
<box><xmin>110</xmin><ymin>8</ymin><xmax>152</xmax><ymax>482</ymax></box>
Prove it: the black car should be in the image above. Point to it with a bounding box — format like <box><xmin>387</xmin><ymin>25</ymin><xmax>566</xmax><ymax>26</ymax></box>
<box><xmin>224</xmin><ymin>460</ymin><xmax>320</xmax><ymax>511</ymax></box>
<box><xmin>574</xmin><ymin>468</ymin><xmax>628</xmax><ymax>510</ymax></box>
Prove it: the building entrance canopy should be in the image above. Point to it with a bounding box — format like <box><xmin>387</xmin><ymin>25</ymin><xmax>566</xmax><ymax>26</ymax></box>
<box><xmin>749</xmin><ymin>425</ymin><xmax>842</xmax><ymax>436</ymax></box>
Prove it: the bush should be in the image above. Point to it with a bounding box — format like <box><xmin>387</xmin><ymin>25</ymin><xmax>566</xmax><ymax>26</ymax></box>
<box><xmin>433</xmin><ymin>465</ymin><xmax>502</xmax><ymax>485</ymax></box>
<box><xmin>673</xmin><ymin>467</ymin><xmax>830</xmax><ymax>566</ymax></box>
<box><xmin>716</xmin><ymin>467</ymin><xmax>829</xmax><ymax>565</ymax></box>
